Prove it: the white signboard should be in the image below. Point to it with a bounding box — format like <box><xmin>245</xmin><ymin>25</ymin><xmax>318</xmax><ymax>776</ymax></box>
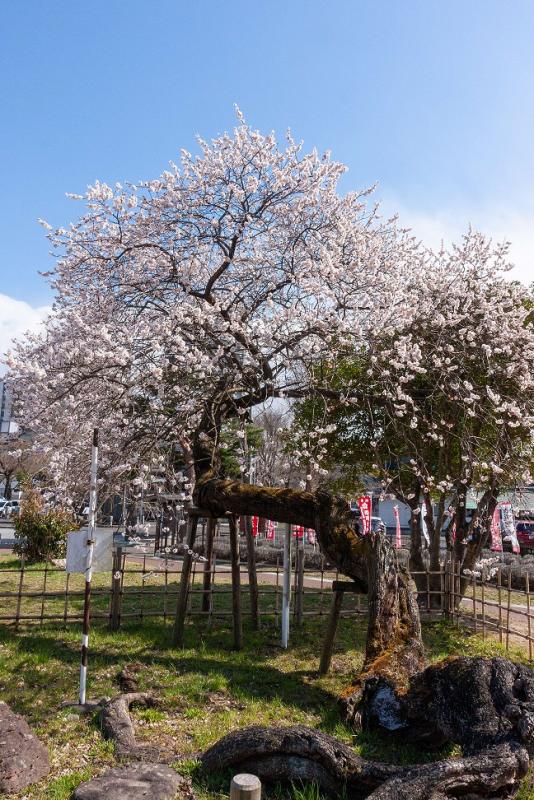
<box><xmin>66</xmin><ymin>529</ymin><xmax>113</xmax><ymax>574</ymax></box>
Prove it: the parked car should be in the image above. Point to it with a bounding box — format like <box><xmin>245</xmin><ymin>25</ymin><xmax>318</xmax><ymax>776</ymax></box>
<box><xmin>516</xmin><ymin>520</ymin><xmax>534</xmax><ymax>554</ymax></box>
<box><xmin>0</xmin><ymin>500</ymin><xmax>19</xmax><ymax>518</ymax></box>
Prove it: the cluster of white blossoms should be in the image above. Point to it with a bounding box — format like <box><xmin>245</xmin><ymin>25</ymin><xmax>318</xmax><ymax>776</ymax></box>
<box><xmin>362</xmin><ymin>231</ymin><xmax>534</xmax><ymax>515</ymax></box>
<box><xmin>6</xmin><ymin>114</ymin><xmax>534</xmax><ymax>510</ymax></box>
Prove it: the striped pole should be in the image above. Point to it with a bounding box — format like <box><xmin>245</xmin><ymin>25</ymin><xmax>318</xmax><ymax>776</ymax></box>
<box><xmin>281</xmin><ymin>522</ymin><xmax>291</xmax><ymax>648</ymax></box>
<box><xmin>79</xmin><ymin>428</ymin><xmax>98</xmax><ymax>706</ymax></box>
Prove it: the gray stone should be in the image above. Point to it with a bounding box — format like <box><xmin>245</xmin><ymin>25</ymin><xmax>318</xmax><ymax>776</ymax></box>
<box><xmin>73</xmin><ymin>762</ymin><xmax>189</xmax><ymax>800</ymax></box>
<box><xmin>0</xmin><ymin>700</ymin><xmax>50</xmax><ymax>794</ymax></box>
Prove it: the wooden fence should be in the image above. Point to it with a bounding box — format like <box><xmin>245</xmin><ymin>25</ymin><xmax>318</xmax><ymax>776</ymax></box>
<box><xmin>0</xmin><ymin>552</ymin><xmax>365</xmax><ymax>630</ymax></box>
<box><xmin>0</xmin><ymin>553</ymin><xmax>532</xmax><ymax>658</ymax></box>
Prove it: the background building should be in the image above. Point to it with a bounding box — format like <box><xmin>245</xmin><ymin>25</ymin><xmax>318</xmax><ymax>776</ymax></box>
<box><xmin>0</xmin><ymin>380</ymin><xmax>17</xmax><ymax>435</ymax></box>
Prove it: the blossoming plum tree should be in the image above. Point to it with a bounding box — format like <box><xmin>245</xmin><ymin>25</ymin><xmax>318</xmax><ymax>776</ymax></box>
<box><xmin>7</xmin><ymin>115</ymin><xmax>534</xmax><ymax>796</ymax></box>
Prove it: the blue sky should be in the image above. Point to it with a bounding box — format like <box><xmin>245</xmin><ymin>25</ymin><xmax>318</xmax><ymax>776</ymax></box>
<box><xmin>1</xmin><ymin>0</ymin><xmax>533</xmax><ymax>352</ymax></box>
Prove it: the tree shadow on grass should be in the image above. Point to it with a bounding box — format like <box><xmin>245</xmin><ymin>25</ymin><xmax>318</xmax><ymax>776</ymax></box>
<box><xmin>0</xmin><ymin>617</ymin><xmax>358</xmax><ymax>734</ymax></box>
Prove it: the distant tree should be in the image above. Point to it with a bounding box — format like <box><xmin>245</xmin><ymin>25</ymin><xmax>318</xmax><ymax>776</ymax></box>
<box><xmin>0</xmin><ymin>435</ymin><xmax>45</xmax><ymax>499</ymax></box>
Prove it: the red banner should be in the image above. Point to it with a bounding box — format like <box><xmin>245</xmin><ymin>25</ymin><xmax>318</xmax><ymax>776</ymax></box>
<box><xmin>293</xmin><ymin>525</ymin><xmax>304</xmax><ymax>539</ymax></box>
<box><xmin>357</xmin><ymin>496</ymin><xmax>372</xmax><ymax>535</ymax></box>
<box><xmin>266</xmin><ymin>520</ymin><xmax>275</xmax><ymax>540</ymax></box>
<box><xmin>393</xmin><ymin>505</ymin><xmax>401</xmax><ymax>549</ymax></box>
<box><xmin>251</xmin><ymin>516</ymin><xmax>259</xmax><ymax>538</ymax></box>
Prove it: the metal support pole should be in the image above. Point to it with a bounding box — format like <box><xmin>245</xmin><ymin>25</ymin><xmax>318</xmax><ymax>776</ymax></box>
<box><xmin>79</xmin><ymin>428</ymin><xmax>98</xmax><ymax>705</ymax></box>
<box><xmin>282</xmin><ymin>522</ymin><xmax>292</xmax><ymax>648</ymax></box>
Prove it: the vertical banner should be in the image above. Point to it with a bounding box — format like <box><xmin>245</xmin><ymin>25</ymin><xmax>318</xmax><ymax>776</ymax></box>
<box><xmin>266</xmin><ymin>519</ymin><xmax>275</xmax><ymax>540</ymax></box>
<box><xmin>306</xmin><ymin>528</ymin><xmax>316</xmax><ymax>546</ymax></box>
<box><xmin>393</xmin><ymin>505</ymin><xmax>401</xmax><ymax>549</ymax></box>
<box><xmin>251</xmin><ymin>516</ymin><xmax>259</xmax><ymax>538</ymax></box>
<box><xmin>500</xmin><ymin>501</ymin><xmax>520</xmax><ymax>554</ymax></box>
<box><xmin>357</xmin><ymin>496</ymin><xmax>372</xmax><ymax>535</ymax></box>
<box><xmin>293</xmin><ymin>525</ymin><xmax>304</xmax><ymax>539</ymax></box>
<box><xmin>490</xmin><ymin>506</ymin><xmax>503</xmax><ymax>552</ymax></box>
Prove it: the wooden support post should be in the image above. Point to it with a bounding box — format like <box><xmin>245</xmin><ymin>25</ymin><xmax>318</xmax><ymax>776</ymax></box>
<box><xmin>229</xmin><ymin>515</ymin><xmax>243</xmax><ymax>650</ymax></box>
<box><xmin>296</xmin><ymin>535</ymin><xmax>305</xmax><ymax>626</ymax></box>
<box><xmin>319</xmin><ymin>589</ymin><xmax>343</xmax><ymax>674</ymax></box>
<box><xmin>202</xmin><ymin>518</ymin><xmax>216</xmax><ymax>613</ymax></box>
<box><xmin>172</xmin><ymin>515</ymin><xmax>198</xmax><ymax>647</ymax></box>
<box><xmin>40</xmin><ymin>562</ymin><xmax>48</xmax><ymax>625</ymax></box>
<box><xmin>244</xmin><ymin>516</ymin><xmax>259</xmax><ymax>630</ymax></box>
<box><xmin>109</xmin><ymin>546</ymin><xmax>123</xmax><ymax>632</ymax></box>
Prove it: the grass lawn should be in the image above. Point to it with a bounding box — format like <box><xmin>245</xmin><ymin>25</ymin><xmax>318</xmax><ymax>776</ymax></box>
<box><xmin>0</xmin><ymin>552</ymin><xmax>533</xmax><ymax>798</ymax></box>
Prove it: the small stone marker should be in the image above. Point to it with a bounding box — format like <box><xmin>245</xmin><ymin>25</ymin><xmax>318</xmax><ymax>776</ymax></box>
<box><xmin>230</xmin><ymin>773</ymin><xmax>262</xmax><ymax>800</ymax></box>
<box><xmin>73</xmin><ymin>762</ymin><xmax>186</xmax><ymax>800</ymax></box>
<box><xmin>0</xmin><ymin>701</ymin><xmax>50</xmax><ymax>794</ymax></box>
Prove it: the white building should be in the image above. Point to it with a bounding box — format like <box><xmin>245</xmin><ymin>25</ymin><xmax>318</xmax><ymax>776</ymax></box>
<box><xmin>0</xmin><ymin>381</ymin><xmax>17</xmax><ymax>435</ymax></box>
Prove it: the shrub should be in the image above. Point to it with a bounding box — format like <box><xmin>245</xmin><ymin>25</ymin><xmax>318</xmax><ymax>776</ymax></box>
<box><xmin>13</xmin><ymin>490</ymin><xmax>77</xmax><ymax>563</ymax></box>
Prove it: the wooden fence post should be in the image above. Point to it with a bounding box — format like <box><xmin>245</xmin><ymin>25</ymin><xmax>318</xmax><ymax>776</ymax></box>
<box><xmin>15</xmin><ymin>554</ymin><xmax>25</xmax><ymax>630</ymax></box>
<box><xmin>172</xmin><ymin>515</ymin><xmax>198</xmax><ymax>647</ymax></box>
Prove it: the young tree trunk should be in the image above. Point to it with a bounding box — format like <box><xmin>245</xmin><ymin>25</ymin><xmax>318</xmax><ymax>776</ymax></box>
<box><xmin>3</xmin><ymin>471</ymin><xmax>13</xmax><ymax>500</ymax></box>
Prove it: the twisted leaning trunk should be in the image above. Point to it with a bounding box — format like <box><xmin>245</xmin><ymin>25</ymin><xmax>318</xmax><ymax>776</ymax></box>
<box><xmin>194</xmin><ymin>470</ymin><xmax>534</xmax><ymax>798</ymax></box>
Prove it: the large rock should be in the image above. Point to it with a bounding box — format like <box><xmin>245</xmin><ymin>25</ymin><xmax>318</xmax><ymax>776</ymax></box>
<box><xmin>73</xmin><ymin>762</ymin><xmax>191</xmax><ymax>800</ymax></box>
<box><xmin>0</xmin><ymin>700</ymin><xmax>50</xmax><ymax>794</ymax></box>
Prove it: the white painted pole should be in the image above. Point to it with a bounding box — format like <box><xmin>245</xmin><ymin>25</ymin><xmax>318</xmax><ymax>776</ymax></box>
<box><xmin>281</xmin><ymin>521</ymin><xmax>292</xmax><ymax>648</ymax></box>
<box><xmin>79</xmin><ymin>428</ymin><xmax>98</xmax><ymax>706</ymax></box>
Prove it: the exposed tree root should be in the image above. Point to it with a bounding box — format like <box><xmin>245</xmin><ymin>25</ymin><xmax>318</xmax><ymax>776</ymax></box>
<box><xmin>201</xmin><ymin>724</ymin><xmax>529</xmax><ymax>799</ymax></box>
<box><xmin>100</xmin><ymin>692</ymin><xmax>169</xmax><ymax>761</ymax></box>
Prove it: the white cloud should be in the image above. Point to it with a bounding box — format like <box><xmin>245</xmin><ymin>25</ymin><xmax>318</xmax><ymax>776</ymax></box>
<box><xmin>0</xmin><ymin>294</ymin><xmax>51</xmax><ymax>372</ymax></box>
<box><xmin>380</xmin><ymin>198</ymin><xmax>534</xmax><ymax>285</ymax></box>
